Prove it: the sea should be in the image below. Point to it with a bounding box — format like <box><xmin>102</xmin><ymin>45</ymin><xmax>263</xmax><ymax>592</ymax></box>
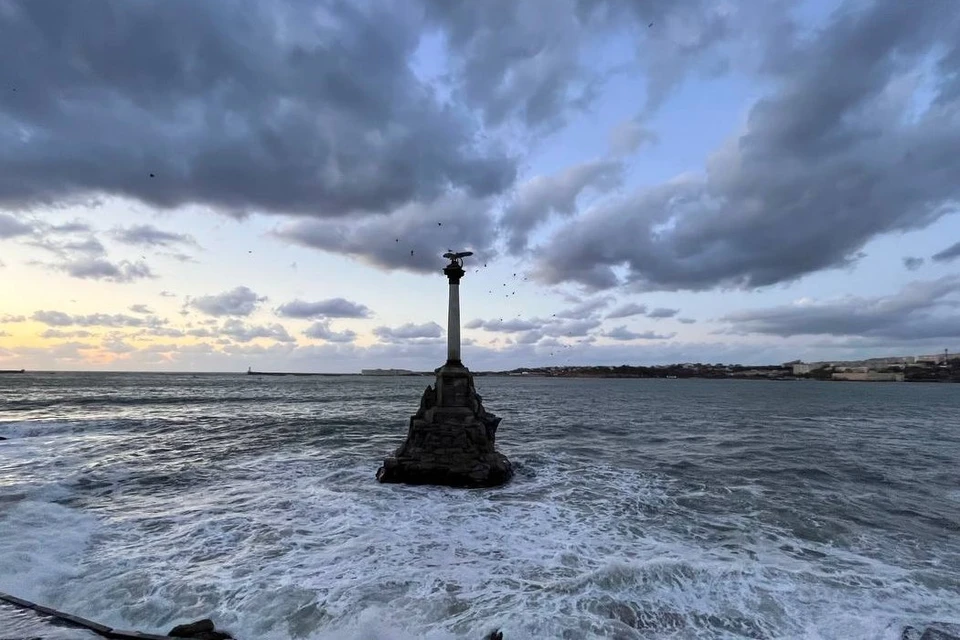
<box><xmin>0</xmin><ymin>373</ymin><xmax>958</xmax><ymax>640</ymax></box>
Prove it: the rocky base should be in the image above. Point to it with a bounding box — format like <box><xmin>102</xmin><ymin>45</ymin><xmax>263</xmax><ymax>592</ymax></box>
<box><xmin>377</xmin><ymin>364</ymin><xmax>512</xmax><ymax>488</ymax></box>
<box><xmin>377</xmin><ymin>450</ymin><xmax>512</xmax><ymax>488</ymax></box>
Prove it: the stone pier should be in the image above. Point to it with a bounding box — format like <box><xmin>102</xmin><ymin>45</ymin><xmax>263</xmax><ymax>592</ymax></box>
<box><xmin>377</xmin><ymin>252</ymin><xmax>512</xmax><ymax>488</ymax></box>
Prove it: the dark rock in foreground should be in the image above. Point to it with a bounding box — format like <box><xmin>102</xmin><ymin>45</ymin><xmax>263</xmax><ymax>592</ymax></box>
<box><xmin>377</xmin><ymin>363</ymin><xmax>512</xmax><ymax>488</ymax></box>
<box><xmin>903</xmin><ymin>624</ymin><xmax>960</xmax><ymax>640</ymax></box>
<box><xmin>169</xmin><ymin>618</ymin><xmax>233</xmax><ymax>639</ymax></box>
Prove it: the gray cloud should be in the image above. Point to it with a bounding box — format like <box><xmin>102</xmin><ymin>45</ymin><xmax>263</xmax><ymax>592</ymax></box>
<box><xmin>275</xmin><ymin>191</ymin><xmax>497</xmax><ymax>273</ymax></box>
<box><xmin>31</xmin><ymin>310</ymin><xmax>166</xmax><ymax>328</ymax></box>
<box><xmin>129</xmin><ymin>304</ymin><xmax>152</xmax><ymax>314</ymax></box>
<box><xmin>544</xmin><ymin>318</ymin><xmax>603</xmax><ymax>337</ymax></box>
<box><xmin>189</xmin><ymin>286</ymin><xmax>265</xmax><ymax>317</ymax></box>
<box><xmin>60</xmin><ymin>258</ymin><xmax>154</xmax><ymax>283</ymax></box>
<box><xmin>303</xmin><ymin>321</ymin><xmax>357</xmax><ymax>343</ymax></box>
<box><xmin>0</xmin><ymin>1</ymin><xmax>514</xmax><ymax>218</ymax></box>
<box><xmin>220</xmin><ymin>319</ymin><xmax>294</xmax><ymax>344</ymax></box>
<box><xmin>466</xmin><ymin>318</ymin><xmax>540</xmax><ymax>333</ymax></box>
<box><xmin>609</xmin><ymin>119</ymin><xmax>658</xmax><ymax>156</ymax></box>
<box><xmin>424</xmin><ymin>0</ymin><xmax>764</xmax><ymax>130</ymax></box>
<box><xmin>112</xmin><ymin>224</ymin><xmax>198</xmax><ymax>248</ymax></box>
<box><xmin>373</xmin><ymin>322</ymin><xmax>444</xmax><ymax>342</ymax></box>
<box><xmin>647</xmin><ymin>307</ymin><xmax>679</xmax><ymax>319</ymax></box>
<box><xmin>721</xmin><ymin>276</ymin><xmax>960</xmax><ymax>341</ymax></box>
<box><xmin>932</xmin><ymin>241</ymin><xmax>960</xmax><ymax>264</ymax></box>
<box><xmin>678</xmin><ymin>317</ymin><xmax>697</xmax><ymax>324</ymax></box>
<box><xmin>468</xmin><ymin>314</ymin><xmax>602</xmax><ymax>340</ymax></box>
<box><xmin>604</xmin><ymin>326</ymin><xmax>674</xmax><ymax>341</ymax></box>
<box><xmin>554</xmin><ymin>296</ymin><xmax>613</xmax><ymax>319</ymax></box>
<box><xmin>0</xmin><ymin>213</ymin><xmax>32</xmax><ymax>238</ymax></box>
<box><xmin>40</xmin><ymin>329</ymin><xmax>94</xmax><ymax>338</ymax></box>
<box><xmin>606</xmin><ymin>302</ymin><xmax>648</xmax><ymax>319</ymax></box>
<box><xmin>0</xmin><ymin>314</ymin><xmax>26</xmax><ymax>323</ymax></box>
<box><xmin>536</xmin><ymin>1</ymin><xmax>960</xmax><ymax>292</ymax></box>
<box><xmin>276</xmin><ymin>298</ymin><xmax>371</xmax><ymax>320</ymax></box>
<box><xmin>903</xmin><ymin>256</ymin><xmax>925</xmax><ymax>271</ymax></box>
<box><xmin>50</xmin><ymin>221</ymin><xmax>93</xmax><ymax>234</ymax></box>
<box><xmin>501</xmin><ymin>159</ymin><xmax>621</xmax><ymax>252</ymax></box>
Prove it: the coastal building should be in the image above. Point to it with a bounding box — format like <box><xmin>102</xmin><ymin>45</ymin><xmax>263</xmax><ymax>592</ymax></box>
<box><xmin>831</xmin><ymin>372</ymin><xmax>904</xmax><ymax>382</ymax></box>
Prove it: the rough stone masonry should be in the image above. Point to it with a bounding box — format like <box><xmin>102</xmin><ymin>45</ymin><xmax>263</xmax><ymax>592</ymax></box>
<box><xmin>377</xmin><ymin>251</ymin><xmax>512</xmax><ymax>488</ymax></box>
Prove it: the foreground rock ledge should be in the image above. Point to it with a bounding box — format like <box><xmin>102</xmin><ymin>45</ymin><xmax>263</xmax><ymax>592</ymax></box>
<box><xmin>377</xmin><ymin>363</ymin><xmax>512</xmax><ymax>488</ymax></box>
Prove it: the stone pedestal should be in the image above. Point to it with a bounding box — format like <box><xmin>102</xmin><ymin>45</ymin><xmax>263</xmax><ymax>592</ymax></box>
<box><xmin>377</xmin><ymin>362</ymin><xmax>512</xmax><ymax>488</ymax></box>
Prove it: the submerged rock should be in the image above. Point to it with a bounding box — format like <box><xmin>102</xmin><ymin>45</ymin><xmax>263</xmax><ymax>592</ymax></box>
<box><xmin>485</xmin><ymin>631</ymin><xmax>503</xmax><ymax>640</ymax></box>
<box><xmin>168</xmin><ymin>618</ymin><xmax>233</xmax><ymax>639</ymax></box>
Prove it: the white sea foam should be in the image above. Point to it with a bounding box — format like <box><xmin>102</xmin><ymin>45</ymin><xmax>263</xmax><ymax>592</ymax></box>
<box><xmin>0</xmin><ymin>450</ymin><xmax>952</xmax><ymax>639</ymax></box>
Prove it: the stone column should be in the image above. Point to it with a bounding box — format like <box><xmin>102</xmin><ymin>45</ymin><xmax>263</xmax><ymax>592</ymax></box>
<box><xmin>443</xmin><ymin>260</ymin><xmax>465</xmax><ymax>366</ymax></box>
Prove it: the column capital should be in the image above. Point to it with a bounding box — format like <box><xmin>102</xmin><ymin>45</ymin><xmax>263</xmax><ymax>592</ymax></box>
<box><xmin>443</xmin><ymin>263</ymin><xmax>465</xmax><ymax>284</ymax></box>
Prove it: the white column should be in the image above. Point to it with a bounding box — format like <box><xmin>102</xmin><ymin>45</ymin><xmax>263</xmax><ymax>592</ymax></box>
<box><xmin>447</xmin><ymin>281</ymin><xmax>460</xmax><ymax>363</ymax></box>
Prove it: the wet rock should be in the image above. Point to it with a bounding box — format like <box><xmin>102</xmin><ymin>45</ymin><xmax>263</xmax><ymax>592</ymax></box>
<box><xmin>0</xmin><ymin>436</ymin><xmax>6</xmax><ymax>441</ymax></box>
<box><xmin>485</xmin><ymin>631</ymin><xmax>503</xmax><ymax>640</ymax></box>
<box><xmin>377</xmin><ymin>363</ymin><xmax>512</xmax><ymax>488</ymax></box>
<box><xmin>606</xmin><ymin>602</ymin><xmax>638</xmax><ymax>628</ymax></box>
<box><xmin>168</xmin><ymin>618</ymin><xmax>233</xmax><ymax>639</ymax></box>
<box><xmin>921</xmin><ymin>627</ymin><xmax>960</xmax><ymax>640</ymax></box>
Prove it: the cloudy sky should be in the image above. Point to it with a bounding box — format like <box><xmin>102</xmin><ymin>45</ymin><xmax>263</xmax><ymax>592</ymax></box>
<box><xmin>1</xmin><ymin>0</ymin><xmax>959</xmax><ymax>372</ymax></box>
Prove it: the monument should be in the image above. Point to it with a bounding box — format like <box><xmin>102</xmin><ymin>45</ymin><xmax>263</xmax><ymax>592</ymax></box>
<box><xmin>376</xmin><ymin>251</ymin><xmax>513</xmax><ymax>488</ymax></box>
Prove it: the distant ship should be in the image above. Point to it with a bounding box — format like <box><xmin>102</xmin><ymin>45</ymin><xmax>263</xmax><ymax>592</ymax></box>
<box><xmin>0</xmin><ymin>369</ymin><xmax>25</xmax><ymax>374</ymax></box>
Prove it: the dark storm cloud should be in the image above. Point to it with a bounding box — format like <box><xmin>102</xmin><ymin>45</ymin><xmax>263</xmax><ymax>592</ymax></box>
<box><xmin>501</xmin><ymin>159</ymin><xmax>621</xmax><ymax>253</ymax></box>
<box><xmin>373</xmin><ymin>322</ymin><xmax>444</xmax><ymax>342</ymax></box>
<box><xmin>112</xmin><ymin>224</ymin><xmax>198</xmax><ymax>248</ymax></box>
<box><xmin>303</xmin><ymin>321</ymin><xmax>357</xmax><ymax>343</ymax></box>
<box><xmin>276</xmin><ymin>298</ymin><xmax>371</xmax><ymax>320</ymax></box>
<box><xmin>647</xmin><ymin>307</ymin><xmax>679</xmax><ymax>319</ymax></box>
<box><xmin>0</xmin><ymin>0</ymin><xmax>514</xmax><ymax>217</ymax></box>
<box><xmin>606</xmin><ymin>303</ymin><xmax>648</xmax><ymax>319</ymax></box>
<box><xmin>932</xmin><ymin>241</ymin><xmax>960</xmax><ymax>264</ymax></box>
<box><xmin>189</xmin><ymin>286</ymin><xmax>266</xmax><ymax>317</ymax></box>
<box><xmin>536</xmin><ymin>1</ymin><xmax>960</xmax><ymax>292</ymax></box>
<box><xmin>902</xmin><ymin>256</ymin><xmax>924</xmax><ymax>271</ymax></box>
<box><xmin>423</xmin><ymin>0</ymin><xmax>767</xmax><ymax>129</ymax></box>
<box><xmin>31</xmin><ymin>310</ymin><xmax>167</xmax><ymax>328</ymax></box>
<box><xmin>60</xmin><ymin>258</ymin><xmax>154</xmax><ymax>283</ymax></box>
<box><xmin>721</xmin><ymin>276</ymin><xmax>960</xmax><ymax>340</ymax></box>
<box><xmin>603</xmin><ymin>326</ymin><xmax>674</xmax><ymax>341</ymax></box>
<box><xmin>275</xmin><ymin>192</ymin><xmax>497</xmax><ymax>273</ymax></box>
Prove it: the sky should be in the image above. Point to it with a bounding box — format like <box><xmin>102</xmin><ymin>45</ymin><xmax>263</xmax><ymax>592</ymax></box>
<box><xmin>1</xmin><ymin>0</ymin><xmax>959</xmax><ymax>373</ymax></box>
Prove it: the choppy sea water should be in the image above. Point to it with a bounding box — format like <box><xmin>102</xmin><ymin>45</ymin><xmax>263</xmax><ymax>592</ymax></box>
<box><xmin>0</xmin><ymin>373</ymin><xmax>958</xmax><ymax>640</ymax></box>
